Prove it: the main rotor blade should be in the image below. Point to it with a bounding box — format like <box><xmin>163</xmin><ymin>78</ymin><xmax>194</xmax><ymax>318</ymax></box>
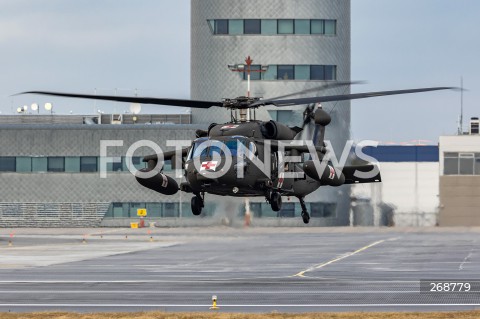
<box><xmin>264</xmin><ymin>81</ymin><xmax>364</xmax><ymax>101</ymax></box>
<box><xmin>254</xmin><ymin>87</ymin><xmax>455</xmax><ymax>107</ymax></box>
<box><xmin>18</xmin><ymin>91</ymin><xmax>223</xmax><ymax>109</ymax></box>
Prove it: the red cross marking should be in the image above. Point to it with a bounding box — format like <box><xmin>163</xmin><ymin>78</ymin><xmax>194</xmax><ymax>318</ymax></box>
<box><xmin>200</xmin><ymin>161</ymin><xmax>218</xmax><ymax>171</ymax></box>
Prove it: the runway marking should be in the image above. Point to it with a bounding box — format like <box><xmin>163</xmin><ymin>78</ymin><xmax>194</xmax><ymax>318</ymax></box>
<box><xmin>0</xmin><ymin>278</ymin><xmax>420</xmax><ymax>284</ymax></box>
<box><xmin>0</xmin><ymin>290</ymin><xmax>422</xmax><ymax>294</ymax></box>
<box><xmin>0</xmin><ymin>303</ymin><xmax>479</xmax><ymax>308</ymax></box>
<box><xmin>459</xmin><ymin>245</ymin><xmax>475</xmax><ymax>270</ymax></box>
<box><xmin>293</xmin><ymin>238</ymin><xmax>397</xmax><ymax>277</ymax></box>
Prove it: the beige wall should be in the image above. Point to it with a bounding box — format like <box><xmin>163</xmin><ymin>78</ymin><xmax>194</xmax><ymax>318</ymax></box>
<box><xmin>439</xmin><ymin>176</ymin><xmax>480</xmax><ymax>226</ymax></box>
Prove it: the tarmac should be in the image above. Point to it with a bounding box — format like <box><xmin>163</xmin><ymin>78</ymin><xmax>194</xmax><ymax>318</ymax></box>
<box><xmin>0</xmin><ymin>226</ymin><xmax>479</xmax><ymax>313</ymax></box>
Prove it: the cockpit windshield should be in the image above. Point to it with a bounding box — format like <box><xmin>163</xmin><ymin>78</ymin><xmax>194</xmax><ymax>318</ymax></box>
<box><xmin>188</xmin><ymin>137</ymin><xmax>252</xmax><ymax>160</ymax></box>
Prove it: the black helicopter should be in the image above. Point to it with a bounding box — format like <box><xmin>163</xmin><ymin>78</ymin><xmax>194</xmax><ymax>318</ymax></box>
<box><xmin>22</xmin><ymin>85</ymin><xmax>453</xmax><ymax>224</ymax></box>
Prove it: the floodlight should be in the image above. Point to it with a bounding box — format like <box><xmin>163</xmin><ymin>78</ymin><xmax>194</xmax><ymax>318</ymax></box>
<box><xmin>129</xmin><ymin>103</ymin><xmax>142</xmax><ymax>115</ymax></box>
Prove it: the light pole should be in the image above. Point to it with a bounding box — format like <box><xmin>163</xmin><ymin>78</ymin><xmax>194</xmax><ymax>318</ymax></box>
<box><xmin>228</xmin><ymin>56</ymin><xmax>268</xmax><ymax>98</ymax></box>
<box><xmin>17</xmin><ymin>106</ymin><xmax>27</xmax><ymax>114</ymax></box>
<box><xmin>44</xmin><ymin>103</ymin><xmax>53</xmax><ymax>114</ymax></box>
<box><xmin>31</xmin><ymin>103</ymin><xmax>39</xmax><ymax>114</ymax></box>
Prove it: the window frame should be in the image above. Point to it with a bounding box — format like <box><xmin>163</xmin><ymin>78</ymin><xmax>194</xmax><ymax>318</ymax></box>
<box><xmin>47</xmin><ymin>157</ymin><xmax>65</xmax><ymax>172</ymax></box>
<box><xmin>214</xmin><ymin>19</ymin><xmax>228</xmax><ymax>34</ymax></box>
<box><xmin>80</xmin><ymin>156</ymin><xmax>98</xmax><ymax>173</ymax></box>
<box><xmin>244</xmin><ymin>19</ymin><xmax>261</xmax><ymax>34</ymax></box>
<box><xmin>0</xmin><ymin>157</ymin><xmax>16</xmax><ymax>172</ymax></box>
<box><xmin>277</xmin><ymin>19</ymin><xmax>294</xmax><ymax>34</ymax></box>
<box><xmin>277</xmin><ymin>65</ymin><xmax>295</xmax><ymax>80</ymax></box>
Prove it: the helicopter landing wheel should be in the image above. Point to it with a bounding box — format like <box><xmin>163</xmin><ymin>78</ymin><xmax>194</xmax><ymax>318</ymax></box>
<box><xmin>301</xmin><ymin>211</ymin><xmax>310</xmax><ymax>224</ymax></box>
<box><xmin>270</xmin><ymin>192</ymin><xmax>282</xmax><ymax>212</ymax></box>
<box><xmin>298</xmin><ymin>196</ymin><xmax>310</xmax><ymax>224</ymax></box>
<box><xmin>191</xmin><ymin>195</ymin><xmax>203</xmax><ymax>216</ymax></box>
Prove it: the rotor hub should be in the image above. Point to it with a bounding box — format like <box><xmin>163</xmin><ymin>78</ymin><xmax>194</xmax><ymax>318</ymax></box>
<box><xmin>222</xmin><ymin>96</ymin><xmax>261</xmax><ymax>110</ymax></box>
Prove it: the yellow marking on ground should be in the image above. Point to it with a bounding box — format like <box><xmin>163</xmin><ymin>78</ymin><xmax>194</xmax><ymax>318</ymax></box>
<box><xmin>293</xmin><ymin>238</ymin><xmax>395</xmax><ymax>277</ymax></box>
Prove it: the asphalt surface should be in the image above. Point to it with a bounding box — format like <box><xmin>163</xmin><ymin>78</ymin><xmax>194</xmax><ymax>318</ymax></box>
<box><xmin>0</xmin><ymin>226</ymin><xmax>479</xmax><ymax>313</ymax></box>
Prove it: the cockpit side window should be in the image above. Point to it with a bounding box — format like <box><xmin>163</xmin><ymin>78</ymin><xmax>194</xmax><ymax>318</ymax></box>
<box><xmin>187</xmin><ymin>145</ymin><xmax>194</xmax><ymax>160</ymax></box>
<box><xmin>190</xmin><ymin>139</ymin><xmax>209</xmax><ymax>159</ymax></box>
<box><xmin>188</xmin><ymin>137</ymin><xmax>250</xmax><ymax>159</ymax></box>
<box><xmin>224</xmin><ymin>140</ymin><xmax>238</xmax><ymax>156</ymax></box>
<box><xmin>209</xmin><ymin>144</ymin><xmax>223</xmax><ymax>158</ymax></box>
<box><xmin>248</xmin><ymin>142</ymin><xmax>257</xmax><ymax>159</ymax></box>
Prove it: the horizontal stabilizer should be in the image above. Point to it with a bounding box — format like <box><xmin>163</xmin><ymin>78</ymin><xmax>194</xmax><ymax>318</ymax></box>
<box><xmin>342</xmin><ymin>164</ymin><xmax>381</xmax><ymax>184</ymax></box>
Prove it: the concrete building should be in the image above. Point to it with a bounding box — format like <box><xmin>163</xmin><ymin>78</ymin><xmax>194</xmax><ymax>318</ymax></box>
<box><xmin>351</xmin><ymin>146</ymin><xmax>440</xmax><ymax>227</ymax></box>
<box><xmin>0</xmin><ymin>115</ymin><xmax>203</xmax><ymax>227</ymax></box>
<box><xmin>352</xmin><ymin>126</ymin><xmax>480</xmax><ymax>227</ymax></box>
<box><xmin>0</xmin><ymin>113</ymin><xmax>350</xmax><ymax>227</ymax></box>
<box><xmin>191</xmin><ymin>0</ymin><xmax>352</xmax><ymax>225</ymax></box>
<box><xmin>438</xmin><ymin>119</ymin><xmax>480</xmax><ymax>226</ymax></box>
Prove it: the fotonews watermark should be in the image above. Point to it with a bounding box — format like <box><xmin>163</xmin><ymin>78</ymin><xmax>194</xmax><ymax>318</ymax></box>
<box><xmin>99</xmin><ymin>139</ymin><xmax>380</xmax><ymax>180</ymax></box>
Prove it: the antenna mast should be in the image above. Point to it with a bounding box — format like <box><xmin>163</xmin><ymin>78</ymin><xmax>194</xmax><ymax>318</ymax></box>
<box><xmin>458</xmin><ymin>77</ymin><xmax>464</xmax><ymax>135</ymax></box>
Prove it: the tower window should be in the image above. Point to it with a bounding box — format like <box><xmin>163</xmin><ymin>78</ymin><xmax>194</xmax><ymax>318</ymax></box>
<box><xmin>324</xmin><ymin>20</ymin><xmax>337</xmax><ymax>35</ymax></box>
<box><xmin>209</xmin><ymin>19</ymin><xmax>337</xmax><ymax>36</ymax></box>
<box><xmin>295</xmin><ymin>19</ymin><xmax>310</xmax><ymax>34</ymax></box>
<box><xmin>48</xmin><ymin>157</ymin><xmax>65</xmax><ymax>172</ymax></box>
<box><xmin>0</xmin><ymin>157</ymin><xmax>15</xmax><ymax>172</ymax></box>
<box><xmin>277</xmin><ymin>65</ymin><xmax>294</xmax><ymax>80</ymax></box>
<box><xmin>214</xmin><ymin>19</ymin><xmax>228</xmax><ymax>34</ymax></box>
<box><xmin>311</xmin><ymin>19</ymin><xmax>324</xmax><ymax>34</ymax></box>
<box><xmin>244</xmin><ymin>19</ymin><xmax>261</xmax><ymax>34</ymax></box>
<box><xmin>228</xmin><ymin>19</ymin><xmax>243</xmax><ymax>35</ymax></box>
<box><xmin>80</xmin><ymin>157</ymin><xmax>98</xmax><ymax>172</ymax></box>
<box><xmin>261</xmin><ymin>19</ymin><xmax>277</xmax><ymax>35</ymax></box>
<box><xmin>278</xmin><ymin>19</ymin><xmax>294</xmax><ymax>34</ymax></box>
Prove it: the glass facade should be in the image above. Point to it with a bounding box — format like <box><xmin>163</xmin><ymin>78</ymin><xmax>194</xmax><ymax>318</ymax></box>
<box><xmin>294</xmin><ymin>19</ymin><xmax>310</xmax><ymax>35</ymax></box>
<box><xmin>444</xmin><ymin>152</ymin><xmax>480</xmax><ymax>175</ymax></box>
<box><xmin>310</xmin><ymin>202</ymin><xmax>337</xmax><ymax>217</ymax></box>
<box><xmin>214</xmin><ymin>19</ymin><xmax>228</xmax><ymax>34</ymax></box>
<box><xmin>261</xmin><ymin>19</ymin><xmax>277</xmax><ymax>35</ymax></box>
<box><xmin>246</xmin><ymin>202</ymin><xmax>337</xmax><ymax>219</ymax></box>
<box><xmin>268</xmin><ymin>110</ymin><xmax>294</xmax><ymax>123</ymax></box>
<box><xmin>244</xmin><ymin>19</ymin><xmax>261</xmax><ymax>34</ymax></box>
<box><xmin>16</xmin><ymin>157</ymin><xmax>31</xmax><ymax>172</ymax></box>
<box><xmin>32</xmin><ymin>157</ymin><xmax>47</xmax><ymax>172</ymax></box>
<box><xmin>278</xmin><ymin>19</ymin><xmax>294</xmax><ymax>34</ymax></box>
<box><xmin>228</xmin><ymin>19</ymin><xmax>243</xmax><ymax>35</ymax></box>
<box><xmin>48</xmin><ymin>157</ymin><xmax>65</xmax><ymax>172</ymax></box>
<box><xmin>80</xmin><ymin>157</ymin><xmax>98</xmax><ymax>172</ymax></box>
<box><xmin>311</xmin><ymin>19</ymin><xmax>324</xmax><ymax>34</ymax></box>
<box><xmin>242</xmin><ymin>65</ymin><xmax>262</xmax><ymax>81</ymax></box>
<box><xmin>277</xmin><ymin>65</ymin><xmax>294</xmax><ymax>80</ymax></box>
<box><xmin>0</xmin><ymin>156</ymin><xmax>152</xmax><ymax>173</ymax></box>
<box><xmin>65</xmin><ymin>157</ymin><xmax>81</xmax><ymax>172</ymax></box>
<box><xmin>294</xmin><ymin>65</ymin><xmax>310</xmax><ymax>80</ymax></box>
<box><xmin>241</xmin><ymin>65</ymin><xmax>337</xmax><ymax>81</ymax></box>
<box><xmin>209</xmin><ymin>19</ymin><xmax>337</xmax><ymax>36</ymax></box>
<box><xmin>0</xmin><ymin>157</ymin><xmax>15</xmax><ymax>172</ymax></box>
<box><xmin>324</xmin><ymin>19</ymin><xmax>336</xmax><ymax>35</ymax></box>
<box><xmin>105</xmin><ymin>201</ymin><xmax>337</xmax><ymax>219</ymax></box>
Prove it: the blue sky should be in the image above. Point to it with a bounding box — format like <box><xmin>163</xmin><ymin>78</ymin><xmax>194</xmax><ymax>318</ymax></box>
<box><xmin>0</xmin><ymin>0</ymin><xmax>478</xmax><ymax>142</ymax></box>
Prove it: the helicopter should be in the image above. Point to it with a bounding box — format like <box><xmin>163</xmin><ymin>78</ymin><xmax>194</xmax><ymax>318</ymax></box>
<box><xmin>21</xmin><ymin>85</ymin><xmax>453</xmax><ymax>224</ymax></box>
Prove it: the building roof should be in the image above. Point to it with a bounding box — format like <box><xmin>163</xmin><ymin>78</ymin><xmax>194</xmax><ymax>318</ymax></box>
<box><xmin>363</xmin><ymin>145</ymin><xmax>439</xmax><ymax>162</ymax></box>
<box><xmin>0</xmin><ymin>113</ymin><xmax>191</xmax><ymax>125</ymax></box>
